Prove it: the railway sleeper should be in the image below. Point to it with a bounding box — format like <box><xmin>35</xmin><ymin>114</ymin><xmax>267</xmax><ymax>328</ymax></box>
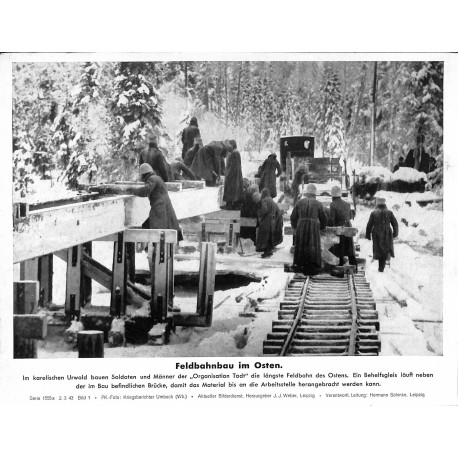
<box><xmin>289</xmin><ymin>346</ymin><xmax>348</xmax><ymax>354</ymax></box>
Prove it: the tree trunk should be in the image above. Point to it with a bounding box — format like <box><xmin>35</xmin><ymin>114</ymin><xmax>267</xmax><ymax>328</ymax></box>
<box><xmin>236</xmin><ymin>62</ymin><xmax>242</xmax><ymax>124</ymax></box>
<box><xmin>370</xmin><ymin>62</ymin><xmax>377</xmax><ymax>166</ymax></box>
<box><xmin>352</xmin><ymin>62</ymin><xmax>368</xmax><ymax>135</ymax></box>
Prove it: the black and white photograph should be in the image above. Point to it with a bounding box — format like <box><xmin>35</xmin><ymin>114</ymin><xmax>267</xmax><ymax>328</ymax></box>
<box><xmin>9</xmin><ymin>58</ymin><xmax>444</xmax><ymax>359</ymax></box>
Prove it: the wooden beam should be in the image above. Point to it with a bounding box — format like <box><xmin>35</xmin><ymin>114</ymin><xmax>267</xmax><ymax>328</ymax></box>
<box><xmin>65</xmin><ymin>245</ymin><xmax>83</xmax><ymax>317</ymax></box>
<box><xmin>110</xmin><ymin>233</ymin><xmax>127</xmax><ymax>317</ymax></box>
<box><xmin>181</xmin><ymin>180</ymin><xmax>205</xmax><ymax>189</ymax></box>
<box><xmin>149</xmin><ymin>235</ymin><xmax>174</xmax><ymax>322</ymax></box>
<box><xmin>196</xmin><ymin>242</ymin><xmax>216</xmax><ymax>326</ymax></box>
<box><xmin>240</xmin><ymin>217</ymin><xmax>257</xmax><ymax>227</ymax></box>
<box><xmin>14</xmin><ymin>196</ymin><xmax>128</xmax><ymax>263</ymax></box>
<box><xmin>14</xmin><ymin>315</ymin><xmax>47</xmax><ymax>340</ymax></box>
<box><xmin>95</xmin><ymin>229</ymin><xmax>177</xmax><ymax>243</ymax></box>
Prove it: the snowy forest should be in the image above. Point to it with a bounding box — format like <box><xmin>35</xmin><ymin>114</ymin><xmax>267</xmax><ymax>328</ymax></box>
<box><xmin>12</xmin><ymin>60</ymin><xmax>443</xmax><ymax>195</ymax></box>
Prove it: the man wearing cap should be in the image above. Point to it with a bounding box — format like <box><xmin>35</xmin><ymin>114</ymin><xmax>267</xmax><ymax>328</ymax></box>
<box><xmin>365</xmin><ymin>197</ymin><xmax>398</xmax><ymax>272</ymax></box>
<box><xmin>290</xmin><ymin>183</ymin><xmax>327</xmax><ymax>275</ymax></box>
<box><xmin>134</xmin><ymin>163</ymin><xmax>182</xmax><ymax>241</ymax></box>
<box><xmin>259</xmin><ymin>153</ymin><xmax>282</xmax><ymax>198</ymax></box>
<box><xmin>328</xmin><ymin>185</ymin><xmax>357</xmax><ymax>268</ymax></box>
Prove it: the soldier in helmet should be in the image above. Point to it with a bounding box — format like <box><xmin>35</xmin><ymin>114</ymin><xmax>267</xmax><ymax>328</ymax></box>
<box><xmin>135</xmin><ymin>163</ymin><xmax>182</xmax><ymax>241</ymax></box>
<box><xmin>290</xmin><ymin>183</ymin><xmax>327</xmax><ymax>275</ymax></box>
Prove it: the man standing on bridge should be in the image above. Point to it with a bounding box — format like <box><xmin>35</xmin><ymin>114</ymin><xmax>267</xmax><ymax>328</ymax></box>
<box><xmin>290</xmin><ymin>183</ymin><xmax>327</xmax><ymax>275</ymax></box>
<box><xmin>134</xmin><ymin>163</ymin><xmax>182</xmax><ymax>242</ymax></box>
<box><xmin>365</xmin><ymin>197</ymin><xmax>398</xmax><ymax>272</ymax></box>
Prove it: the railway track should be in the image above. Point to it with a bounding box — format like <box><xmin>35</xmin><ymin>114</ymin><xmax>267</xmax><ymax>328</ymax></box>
<box><xmin>263</xmin><ymin>272</ymin><xmax>381</xmax><ymax>356</ymax></box>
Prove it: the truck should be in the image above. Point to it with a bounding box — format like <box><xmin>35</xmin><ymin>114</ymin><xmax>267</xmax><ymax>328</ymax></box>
<box><xmin>279</xmin><ymin>135</ymin><xmax>354</xmax><ymax>215</ymax></box>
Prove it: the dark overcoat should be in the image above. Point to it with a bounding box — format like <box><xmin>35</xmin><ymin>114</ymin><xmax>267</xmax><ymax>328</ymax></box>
<box><xmin>140</xmin><ymin>147</ymin><xmax>170</xmax><ymax>182</ymax></box>
<box><xmin>365</xmin><ymin>205</ymin><xmax>399</xmax><ymax>259</ymax></box>
<box><xmin>184</xmin><ymin>145</ymin><xmax>199</xmax><ymax>167</ymax></box>
<box><xmin>259</xmin><ymin>155</ymin><xmax>282</xmax><ymax>198</ymax></box>
<box><xmin>328</xmin><ymin>197</ymin><xmax>355</xmax><ymax>261</ymax></box>
<box><xmin>170</xmin><ymin>160</ymin><xmax>196</xmax><ymax>181</ymax></box>
<box><xmin>191</xmin><ymin>141</ymin><xmax>229</xmax><ymax>186</ymax></box>
<box><xmin>134</xmin><ymin>173</ymin><xmax>181</xmax><ymax>238</ymax></box>
<box><xmin>223</xmin><ymin>149</ymin><xmax>244</xmax><ymax>203</ymax></box>
<box><xmin>181</xmin><ymin>118</ymin><xmax>200</xmax><ymax>158</ymax></box>
<box><xmin>273</xmin><ymin>202</ymin><xmax>283</xmax><ymax>246</ymax></box>
<box><xmin>256</xmin><ymin>195</ymin><xmax>276</xmax><ymax>252</ymax></box>
<box><xmin>291</xmin><ymin>197</ymin><xmax>327</xmax><ymax>268</ymax></box>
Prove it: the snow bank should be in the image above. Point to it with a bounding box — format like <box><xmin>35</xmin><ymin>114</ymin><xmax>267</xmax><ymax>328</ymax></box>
<box><xmin>392</xmin><ymin>167</ymin><xmax>427</xmax><ymax>183</ymax></box>
<box><xmin>14</xmin><ymin>176</ymin><xmax>79</xmax><ymax>204</ymax></box>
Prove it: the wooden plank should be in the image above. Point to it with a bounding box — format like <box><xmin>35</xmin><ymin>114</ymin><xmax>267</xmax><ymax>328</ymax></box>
<box><xmin>14</xmin><ymin>196</ymin><xmax>128</xmax><ymax>263</ymax></box>
<box><xmin>111</xmin><ymin>233</ymin><xmax>127</xmax><ymax>316</ymax></box>
<box><xmin>65</xmin><ymin>245</ymin><xmax>83</xmax><ymax>317</ymax></box>
<box><xmin>14</xmin><ymin>315</ymin><xmax>47</xmax><ymax>339</ymax></box>
<box><xmin>165</xmin><ymin>182</ymin><xmax>182</xmax><ymax>192</ymax></box>
<box><xmin>95</xmin><ymin>229</ymin><xmax>178</xmax><ymax>243</ymax></box>
<box><xmin>82</xmin><ymin>243</ymin><xmax>92</xmax><ymax>306</ymax></box>
<box><xmin>13</xmin><ymin>281</ymin><xmax>39</xmax><ymax>314</ymax></box>
<box><xmin>205</xmin><ymin>210</ymin><xmax>241</xmax><ymax>220</ymax></box>
<box><xmin>149</xmin><ymin>237</ymin><xmax>173</xmax><ymax>322</ymax></box>
<box><xmin>181</xmin><ymin>180</ymin><xmax>205</xmax><ymax>189</ymax></box>
<box><xmin>82</xmin><ymin>258</ymin><xmax>111</xmax><ymax>290</ymax></box>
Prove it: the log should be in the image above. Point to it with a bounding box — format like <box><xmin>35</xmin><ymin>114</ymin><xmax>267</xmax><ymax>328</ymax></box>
<box><xmin>77</xmin><ymin>331</ymin><xmax>104</xmax><ymax>358</ymax></box>
<box><xmin>14</xmin><ymin>314</ymin><xmax>47</xmax><ymax>340</ymax></box>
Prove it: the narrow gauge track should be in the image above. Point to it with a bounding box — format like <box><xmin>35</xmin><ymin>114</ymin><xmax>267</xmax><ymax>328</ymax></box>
<box><xmin>263</xmin><ymin>272</ymin><xmax>381</xmax><ymax>356</ymax></box>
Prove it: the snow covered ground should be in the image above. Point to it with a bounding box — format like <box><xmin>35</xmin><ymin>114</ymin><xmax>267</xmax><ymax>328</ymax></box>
<box><xmin>36</xmin><ymin>187</ymin><xmax>443</xmax><ymax>358</ymax></box>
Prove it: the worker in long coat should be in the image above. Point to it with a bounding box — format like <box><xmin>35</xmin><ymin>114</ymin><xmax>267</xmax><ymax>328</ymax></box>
<box><xmin>240</xmin><ymin>181</ymin><xmax>259</xmax><ymax>242</ymax></box>
<box><xmin>170</xmin><ymin>157</ymin><xmax>196</xmax><ymax>181</ymax></box>
<box><xmin>365</xmin><ymin>197</ymin><xmax>399</xmax><ymax>272</ymax></box>
<box><xmin>134</xmin><ymin>163</ymin><xmax>182</xmax><ymax>242</ymax></box>
<box><xmin>290</xmin><ymin>183</ymin><xmax>327</xmax><ymax>275</ymax></box>
<box><xmin>259</xmin><ymin>153</ymin><xmax>282</xmax><ymax>198</ymax></box>
<box><xmin>181</xmin><ymin>116</ymin><xmax>201</xmax><ymax>159</ymax></box>
<box><xmin>223</xmin><ymin>140</ymin><xmax>244</xmax><ymax>209</ymax></box>
<box><xmin>139</xmin><ymin>138</ymin><xmax>170</xmax><ymax>182</ymax></box>
<box><xmin>291</xmin><ymin>163</ymin><xmax>310</xmax><ymax>204</ymax></box>
<box><xmin>254</xmin><ymin>188</ymin><xmax>277</xmax><ymax>258</ymax></box>
<box><xmin>191</xmin><ymin>140</ymin><xmax>231</xmax><ymax>186</ymax></box>
<box><xmin>328</xmin><ymin>185</ymin><xmax>357</xmax><ymax>267</ymax></box>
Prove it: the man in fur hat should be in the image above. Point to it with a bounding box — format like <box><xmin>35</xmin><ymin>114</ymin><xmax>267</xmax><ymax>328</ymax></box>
<box><xmin>290</xmin><ymin>183</ymin><xmax>327</xmax><ymax>275</ymax></box>
<box><xmin>365</xmin><ymin>197</ymin><xmax>399</xmax><ymax>272</ymax></box>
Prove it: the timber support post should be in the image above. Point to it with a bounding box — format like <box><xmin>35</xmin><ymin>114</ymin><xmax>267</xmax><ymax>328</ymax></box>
<box><xmin>147</xmin><ymin>230</ymin><xmax>175</xmax><ymax>323</ymax></box>
<box><xmin>65</xmin><ymin>245</ymin><xmax>83</xmax><ymax>318</ymax></box>
<box><xmin>196</xmin><ymin>242</ymin><xmax>217</xmax><ymax>326</ymax></box>
<box><xmin>110</xmin><ymin>232</ymin><xmax>127</xmax><ymax>317</ymax></box>
<box><xmin>82</xmin><ymin>242</ymin><xmax>92</xmax><ymax>306</ymax></box>
<box><xmin>13</xmin><ymin>280</ymin><xmax>46</xmax><ymax>358</ymax></box>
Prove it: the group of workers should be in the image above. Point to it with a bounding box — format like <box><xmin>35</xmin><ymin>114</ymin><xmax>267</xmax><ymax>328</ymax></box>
<box><xmin>133</xmin><ymin>116</ymin><xmax>398</xmax><ymax>274</ymax></box>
